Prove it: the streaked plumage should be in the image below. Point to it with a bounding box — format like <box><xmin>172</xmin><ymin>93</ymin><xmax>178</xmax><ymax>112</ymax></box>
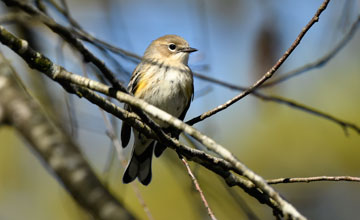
<box><xmin>121</xmin><ymin>35</ymin><xmax>196</xmax><ymax>185</ymax></box>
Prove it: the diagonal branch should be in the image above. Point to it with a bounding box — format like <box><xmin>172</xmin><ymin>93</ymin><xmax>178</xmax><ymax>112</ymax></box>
<box><xmin>261</xmin><ymin>15</ymin><xmax>360</xmax><ymax>88</ymax></box>
<box><xmin>186</xmin><ymin>0</ymin><xmax>331</xmax><ymax>126</ymax></box>
<box><xmin>180</xmin><ymin>157</ymin><xmax>217</xmax><ymax>220</ymax></box>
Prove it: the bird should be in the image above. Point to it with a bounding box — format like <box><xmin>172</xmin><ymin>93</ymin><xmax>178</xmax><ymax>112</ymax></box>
<box><xmin>121</xmin><ymin>35</ymin><xmax>197</xmax><ymax>185</ymax></box>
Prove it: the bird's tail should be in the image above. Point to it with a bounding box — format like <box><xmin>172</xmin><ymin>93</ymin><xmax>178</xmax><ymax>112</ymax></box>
<box><xmin>123</xmin><ymin>142</ymin><xmax>155</xmax><ymax>185</ymax></box>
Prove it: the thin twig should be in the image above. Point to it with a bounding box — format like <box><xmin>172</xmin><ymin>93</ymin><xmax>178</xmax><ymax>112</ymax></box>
<box><xmin>267</xmin><ymin>176</ymin><xmax>360</xmax><ymax>185</ymax></box>
<box><xmin>57</xmin><ymin>0</ymin><xmax>82</xmax><ymax>29</ymax></box>
<box><xmin>191</xmin><ymin>72</ymin><xmax>360</xmax><ymax>135</ymax></box>
<box><xmin>261</xmin><ymin>15</ymin><xmax>360</xmax><ymax>88</ymax></box>
<box><xmin>186</xmin><ymin>0</ymin><xmax>331</xmax><ymax>126</ymax></box>
<box><xmin>180</xmin><ymin>157</ymin><xmax>217</xmax><ymax>220</ymax></box>
<box><xmin>183</xmin><ymin>135</ymin><xmax>261</xmax><ymax>220</ymax></box>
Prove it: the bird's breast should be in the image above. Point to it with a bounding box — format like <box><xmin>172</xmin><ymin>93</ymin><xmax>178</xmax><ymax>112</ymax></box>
<box><xmin>137</xmin><ymin>64</ymin><xmax>193</xmax><ymax>124</ymax></box>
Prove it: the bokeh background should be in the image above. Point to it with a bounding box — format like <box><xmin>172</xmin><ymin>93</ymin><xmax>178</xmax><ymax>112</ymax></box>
<box><xmin>0</xmin><ymin>0</ymin><xmax>360</xmax><ymax>219</ymax></box>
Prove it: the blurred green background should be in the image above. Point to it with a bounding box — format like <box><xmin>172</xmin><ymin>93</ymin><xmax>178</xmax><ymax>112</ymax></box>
<box><xmin>0</xmin><ymin>0</ymin><xmax>359</xmax><ymax>219</ymax></box>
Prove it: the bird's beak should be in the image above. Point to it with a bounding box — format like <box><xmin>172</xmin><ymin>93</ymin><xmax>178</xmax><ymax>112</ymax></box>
<box><xmin>179</xmin><ymin>47</ymin><xmax>197</xmax><ymax>53</ymax></box>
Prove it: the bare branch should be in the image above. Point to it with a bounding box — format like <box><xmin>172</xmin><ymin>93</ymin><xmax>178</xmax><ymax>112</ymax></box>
<box><xmin>54</xmin><ymin>0</ymin><xmax>82</xmax><ymax>29</ymax></box>
<box><xmin>180</xmin><ymin>157</ymin><xmax>217</xmax><ymax>220</ymax></box>
<box><xmin>268</xmin><ymin>176</ymin><xmax>360</xmax><ymax>184</ymax></box>
<box><xmin>191</xmin><ymin>72</ymin><xmax>360</xmax><ymax>135</ymax></box>
<box><xmin>262</xmin><ymin>15</ymin><xmax>360</xmax><ymax>88</ymax></box>
<box><xmin>186</xmin><ymin>0</ymin><xmax>331</xmax><ymax>126</ymax></box>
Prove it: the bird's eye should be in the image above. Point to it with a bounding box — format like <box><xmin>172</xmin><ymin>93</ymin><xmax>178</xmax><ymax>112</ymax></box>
<box><xmin>168</xmin><ymin>44</ymin><xmax>177</xmax><ymax>51</ymax></box>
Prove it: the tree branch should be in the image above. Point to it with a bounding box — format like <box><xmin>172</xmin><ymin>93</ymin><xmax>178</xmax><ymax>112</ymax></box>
<box><xmin>261</xmin><ymin>15</ymin><xmax>360</xmax><ymax>88</ymax></box>
<box><xmin>180</xmin><ymin>157</ymin><xmax>217</xmax><ymax>220</ymax></box>
<box><xmin>186</xmin><ymin>0</ymin><xmax>331</xmax><ymax>126</ymax></box>
<box><xmin>267</xmin><ymin>176</ymin><xmax>360</xmax><ymax>185</ymax></box>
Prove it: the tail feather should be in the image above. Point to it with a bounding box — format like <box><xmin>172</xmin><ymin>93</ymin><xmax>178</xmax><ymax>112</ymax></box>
<box><xmin>123</xmin><ymin>142</ymin><xmax>154</xmax><ymax>185</ymax></box>
<box><xmin>138</xmin><ymin>148</ymin><xmax>153</xmax><ymax>185</ymax></box>
<box><xmin>122</xmin><ymin>155</ymin><xmax>139</xmax><ymax>184</ymax></box>
<box><xmin>121</xmin><ymin>105</ymin><xmax>131</xmax><ymax>148</ymax></box>
<box><xmin>121</xmin><ymin>122</ymin><xmax>131</xmax><ymax>148</ymax></box>
<box><xmin>154</xmin><ymin>142</ymin><xmax>166</xmax><ymax>157</ymax></box>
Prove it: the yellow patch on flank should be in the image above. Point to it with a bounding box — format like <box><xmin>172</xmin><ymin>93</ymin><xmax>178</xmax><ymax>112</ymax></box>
<box><xmin>134</xmin><ymin>77</ymin><xmax>148</xmax><ymax>96</ymax></box>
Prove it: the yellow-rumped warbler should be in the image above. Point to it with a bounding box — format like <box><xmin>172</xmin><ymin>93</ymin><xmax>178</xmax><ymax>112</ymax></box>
<box><xmin>121</xmin><ymin>35</ymin><xmax>197</xmax><ymax>185</ymax></box>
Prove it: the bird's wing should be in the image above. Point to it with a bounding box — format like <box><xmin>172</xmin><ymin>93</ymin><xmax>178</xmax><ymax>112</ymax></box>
<box><xmin>121</xmin><ymin>64</ymin><xmax>144</xmax><ymax>148</ymax></box>
<box><xmin>121</xmin><ymin>104</ymin><xmax>132</xmax><ymax>148</ymax></box>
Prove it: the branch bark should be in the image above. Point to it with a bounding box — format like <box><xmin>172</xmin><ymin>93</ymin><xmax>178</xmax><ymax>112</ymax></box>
<box><xmin>268</xmin><ymin>176</ymin><xmax>360</xmax><ymax>184</ymax></box>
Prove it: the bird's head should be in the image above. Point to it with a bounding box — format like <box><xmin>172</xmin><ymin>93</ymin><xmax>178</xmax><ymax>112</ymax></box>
<box><xmin>144</xmin><ymin>35</ymin><xmax>197</xmax><ymax>65</ymax></box>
